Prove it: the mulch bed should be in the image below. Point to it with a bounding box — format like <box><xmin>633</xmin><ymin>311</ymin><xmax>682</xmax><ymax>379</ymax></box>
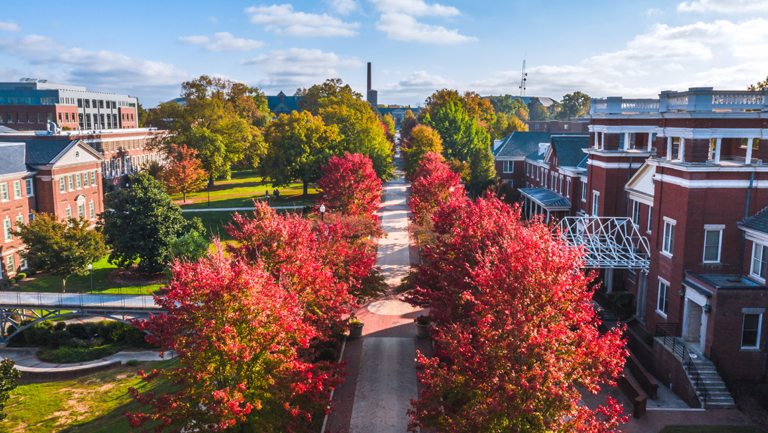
<box><xmin>107</xmin><ymin>268</ymin><xmax>166</xmax><ymax>286</ymax></box>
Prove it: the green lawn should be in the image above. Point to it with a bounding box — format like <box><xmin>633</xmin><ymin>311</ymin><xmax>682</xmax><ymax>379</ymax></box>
<box><xmin>171</xmin><ymin>170</ymin><xmax>320</xmax><ymax>207</ymax></box>
<box><xmin>5</xmin><ymin>360</ymin><xmax>178</xmax><ymax>433</ymax></box>
<box><xmin>180</xmin><ymin>193</ymin><xmax>316</xmax><ymax>209</ymax></box>
<box><xmin>14</xmin><ymin>257</ymin><xmax>164</xmax><ymax>295</ymax></box>
<box><xmin>184</xmin><ymin>208</ymin><xmax>305</xmax><ymax>242</ymax></box>
<box><xmin>660</xmin><ymin>427</ymin><xmax>766</xmax><ymax>433</ymax></box>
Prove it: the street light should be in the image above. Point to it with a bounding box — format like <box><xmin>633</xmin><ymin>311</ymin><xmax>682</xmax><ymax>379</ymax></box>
<box><xmin>88</xmin><ymin>263</ymin><xmax>93</xmax><ymax>293</ymax></box>
<box><xmin>319</xmin><ymin>204</ymin><xmax>325</xmax><ymax>223</ymax></box>
<box><xmin>207</xmin><ymin>181</ymin><xmax>211</xmax><ymax>208</ymax></box>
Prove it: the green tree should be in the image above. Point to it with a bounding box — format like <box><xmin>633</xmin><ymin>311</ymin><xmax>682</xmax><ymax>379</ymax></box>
<box><xmin>491</xmin><ymin>112</ymin><xmax>528</xmax><ymax>140</ymax></box>
<box><xmin>468</xmin><ymin>129</ymin><xmax>497</xmax><ymax>195</ymax></box>
<box><xmin>261</xmin><ymin>111</ymin><xmax>340</xmax><ymax>195</ymax></box>
<box><xmin>297</xmin><ymin>78</ymin><xmax>361</xmax><ymax>114</ymax></box>
<box><xmin>749</xmin><ymin>76</ymin><xmax>768</xmax><ymax>91</ymax></box>
<box><xmin>403</xmin><ymin>124</ymin><xmax>443</xmax><ymax>175</ymax></box>
<box><xmin>100</xmin><ymin>173</ymin><xmax>204</xmax><ymax>274</ymax></box>
<box><xmin>555</xmin><ymin>91</ymin><xmax>591</xmax><ymax>120</ymax></box>
<box><xmin>527</xmin><ymin>97</ymin><xmax>549</xmax><ymax>121</ymax></box>
<box><xmin>169</xmin><ymin>230</ymin><xmax>209</xmax><ymax>263</ymax></box>
<box><xmin>0</xmin><ymin>359</ymin><xmax>20</xmax><ymax>421</ymax></box>
<box><xmin>488</xmin><ymin>95</ymin><xmax>529</xmax><ymax>118</ymax></box>
<box><xmin>15</xmin><ymin>212</ymin><xmax>108</xmax><ymax>291</ymax></box>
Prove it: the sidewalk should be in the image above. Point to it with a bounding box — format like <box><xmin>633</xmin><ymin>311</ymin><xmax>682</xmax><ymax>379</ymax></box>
<box><xmin>0</xmin><ymin>346</ymin><xmax>174</xmax><ymax>369</ymax></box>
<box><xmin>324</xmin><ymin>151</ymin><xmax>428</xmax><ymax>433</ymax></box>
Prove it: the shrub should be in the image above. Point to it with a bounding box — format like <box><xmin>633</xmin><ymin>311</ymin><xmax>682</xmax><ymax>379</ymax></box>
<box><xmin>36</xmin><ymin>344</ymin><xmax>119</xmax><ymax>364</ymax></box>
<box><xmin>65</xmin><ymin>323</ymin><xmax>90</xmax><ymax>340</ymax></box>
<box><xmin>27</xmin><ymin>269</ymin><xmax>37</xmax><ymax>276</ymax></box>
<box><xmin>126</xmin><ymin>359</ymin><xmax>139</xmax><ymax>367</ymax></box>
<box><xmin>15</xmin><ymin>273</ymin><xmax>26</xmax><ymax>280</ymax></box>
<box><xmin>21</xmin><ymin>321</ymin><xmax>53</xmax><ymax>346</ymax></box>
<box><xmin>48</xmin><ymin>330</ymin><xmax>74</xmax><ymax>348</ymax></box>
<box><xmin>53</xmin><ymin>321</ymin><xmax>66</xmax><ymax>331</ymax></box>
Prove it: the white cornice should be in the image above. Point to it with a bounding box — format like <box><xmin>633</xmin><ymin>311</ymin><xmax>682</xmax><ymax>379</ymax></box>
<box><xmin>587</xmin><ymin>160</ymin><xmax>646</xmax><ymax>169</ymax></box>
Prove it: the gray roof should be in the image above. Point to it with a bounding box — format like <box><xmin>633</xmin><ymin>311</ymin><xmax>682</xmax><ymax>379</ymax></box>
<box><xmin>551</xmin><ymin>135</ymin><xmax>590</xmax><ymax>168</ymax></box>
<box><xmin>0</xmin><ymin>142</ymin><xmax>30</xmax><ymax>176</ymax></box>
<box><xmin>22</xmin><ymin>139</ymin><xmax>79</xmax><ymax>166</ymax></box>
<box><xmin>740</xmin><ymin>207</ymin><xmax>768</xmax><ymax>235</ymax></box>
<box><xmin>495</xmin><ymin>131</ymin><xmax>555</xmax><ymax>158</ymax></box>
<box><xmin>519</xmin><ymin>187</ymin><xmax>571</xmax><ymax>208</ymax></box>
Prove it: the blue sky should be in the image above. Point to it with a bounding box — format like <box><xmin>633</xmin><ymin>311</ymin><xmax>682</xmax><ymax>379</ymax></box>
<box><xmin>1</xmin><ymin>0</ymin><xmax>767</xmax><ymax>107</ymax></box>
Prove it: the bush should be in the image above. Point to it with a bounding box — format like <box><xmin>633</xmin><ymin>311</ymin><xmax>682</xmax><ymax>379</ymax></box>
<box><xmin>37</xmin><ymin>344</ymin><xmax>120</xmax><ymax>364</ymax></box>
<box><xmin>54</xmin><ymin>321</ymin><xmax>66</xmax><ymax>331</ymax></box>
<box><xmin>126</xmin><ymin>359</ymin><xmax>139</xmax><ymax>367</ymax></box>
<box><xmin>21</xmin><ymin>321</ymin><xmax>54</xmax><ymax>346</ymax></box>
<box><xmin>48</xmin><ymin>330</ymin><xmax>74</xmax><ymax>348</ymax></box>
<box><xmin>15</xmin><ymin>273</ymin><xmax>26</xmax><ymax>280</ymax></box>
<box><xmin>26</xmin><ymin>269</ymin><xmax>37</xmax><ymax>276</ymax></box>
<box><xmin>66</xmin><ymin>323</ymin><xmax>90</xmax><ymax>340</ymax></box>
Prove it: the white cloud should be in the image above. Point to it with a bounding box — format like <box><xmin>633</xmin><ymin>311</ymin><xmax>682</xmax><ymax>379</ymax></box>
<box><xmin>208</xmin><ymin>16</ymin><xmax>219</xmax><ymax>23</ymax></box>
<box><xmin>645</xmin><ymin>8</ymin><xmax>663</xmax><ymax>16</ymax></box>
<box><xmin>0</xmin><ymin>21</ymin><xmax>21</xmax><ymax>32</ymax></box>
<box><xmin>179</xmin><ymin>33</ymin><xmax>265</xmax><ymax>51</ymax></box>
<box><xmin>0</xmin><ymin>35</ymin><xmax>62</xmax><ymax>53</ymax></box>
<box><xmin>663</xmin><ymin>63</ymin><xmax>685</xmax><ymax>71</ymax></box>
<box><xmin>328</xmin><ymin>0</ymin><xmax>358</xmax><ymax>14</ymax></box>
<box><xmin>244</xmin><ymin>48</ymin><xmax>362</xmax><ymax>88</ymax></box>
<box><xmin>367</xmin><ymin>0</ymin><xmax>460</xmax><ymax>16</ymax></box>
<box><xmin>376</xmin><ymin>12</ymin><xmax>477</xmax><ymax>44</ymax></box>
<box><xmin>678</xmin><ymin>0</ymin><xmax>768</xmax><ymax>13</ymax></box>
<box><xmin>245</xmin><ymin>4</ymin><xmax>359</xmax><ymax>37</ymax></box>
<box><xmin>179</xmin><ymin>35</ymin><xmax>210</xmax><ymax>44</ymax></box>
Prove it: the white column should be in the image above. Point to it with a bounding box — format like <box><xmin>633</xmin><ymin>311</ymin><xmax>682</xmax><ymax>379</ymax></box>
<box><xmin>647</xmin><ymin>133</ymin><xmax>653</xmax><ymax>151</ymax></box>
<box><xmin>679</xmin><ymin>137</ymin><xmax>686</xmax><ymax>162</ymax></box>
<box><xmin>624</xmin><ymin>132</ymin><xmax>631</xmax><ymax>151</ymax></box>
<box><xmin>666</xmin><ymin>137</ymin><xmax>673</xmax><ymax>160</ymax></box>
<box><xmin>714</xmin><ymin>138</ymin><xmax>722</xmax><ymax>164</ymax></box>
<box><xmin>747</xmin><ymin>137</ymin><xmax>754</xmax><ymax>165</ymax></box>
<box><xmin>594</xmin><ymin>131</ymin><xmax>599</xmax><ymax>149</ymax></box>
<box><xmin>601</xmin><ymin>132</ymin><xmax>605</xmax><ymax>150</ymax></box>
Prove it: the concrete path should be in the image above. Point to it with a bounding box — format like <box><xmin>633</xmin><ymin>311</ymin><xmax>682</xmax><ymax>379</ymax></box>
<box><xmin>325</xmin><ymin>149</ymin><xmax>428</xmax><ymax>433</ymax></box>
<box><xmin>0</xmin><ymin>346</ymin><xmax>174</xmax><ymax>369</ymax></box>
<box><xmin>0</xmin><ymin>291</ymin><xmax>159</xmax><ymax>310</ymax></box>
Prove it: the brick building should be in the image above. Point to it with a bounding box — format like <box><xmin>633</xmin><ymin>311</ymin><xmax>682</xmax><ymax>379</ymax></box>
<box><xmin>0</xmin><ymin>139</ymin><xmax>104</xmax><ymax>279</ymax></box>
<box><xmin>0</xmin><ymin>79</ymin><xmax>139</xmax><ymax>131</ymax></box>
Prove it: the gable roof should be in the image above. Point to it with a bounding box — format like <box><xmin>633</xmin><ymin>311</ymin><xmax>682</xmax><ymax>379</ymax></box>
<box><xmin>24</xmin><ymin>139</ymin><xmax>81</xmax><ymax>166</ymax></box>
<box><xmin>740</xmin><ymin>207</ymin><xmax>768</xmax><ymax>235</ymax></box>
<box><xmin>0</xmin><ymin>142</ymin><xmax>30</xmax><ymax>176</ymax></box>
<box><xmin>495</xmin><ymin>131</ymin><xmax>556</xmax><ymax>158</ymax></box>
<box><xmin>267</xmin><ymin>92</ymin><xmax>301</xmax><ymax>113</ymax></box>
<box><xmin>551</xmin><ymin>135</ymin><xmax>590</xmax><ymax>168</ymax></box>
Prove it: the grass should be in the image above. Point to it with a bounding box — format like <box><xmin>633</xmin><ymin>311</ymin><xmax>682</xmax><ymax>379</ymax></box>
<box><xmin>36</xmin><ymin>343</ymin><xmax>125</xmax><ymax>364</ymax></box>
<box><xmin>13</xmin><ymin>256</ymin><xmax>165</xmax><ymax>295</ymax></box>
<box><xmin>659</xmin><ymin>427</ymin><xmax>766</xmax><ymax>433</ymax></box>
<box><xmin>172</xmin><ymin>169</ymin><xmax>320</xmax><ymax>209</ymax></box>
<box><xmin>5</xmin><ymin>360</ymin><xmax>178</xmax><ymax>433</ymax></box>
<box><xmin>184</xmin><ymin>210</ymin><xmax>237</xmax><ymax>241</ymax></box>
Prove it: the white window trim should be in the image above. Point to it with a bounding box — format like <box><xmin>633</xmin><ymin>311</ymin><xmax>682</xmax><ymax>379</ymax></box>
<box><xmin>12</xmin><ymin>180</ymin><xmax>21</xmax><ymax>200</ymax></box>
<box><xmin>0</xmin><ymin>183</ymin><xmax>8</xmax><ymax>202</ymax></box>
<box><xmin>656</xmin><ymin>277</ymin><xmax>670</xmax><ymax>318</ymax></box>
<box><xmin>702</xmin><ymin>228</ymin><xmax>723</xmax><ymax>263</ymax></box>
<box><xmin>581</xmin><ymin>183</ymin><xmax>587</xmax><ymax>203</ymax></box>
<box><xmin>566</xmin><ymin>178</ymin><xmax>571</xmax><ymax>198</ymax></box>
<box><xmin>741</xmin><ymin>313</ymin><xmax>763</xmax><ymax>350</ymax></box>
<box><xmin>632</xmin><ymin>201</ymin><xmax>641</xmax><ymax>226</ymax></box>
<box><xmin>592</xmin><ymin>191</ymin><xmax>600</xmax><ymax>217</ymax></box>
<box><xmin>25</xmin><ymin>178</ymin><xmax>34</xmax><ymax>197</ymax></box>
<box><xmin>647</xmin><ymin>206</ymin><xmax>653</xmax><ymax>234</ymax></box>
<box><xmin>662</xmin><ymin>217</ymin><xmax>677</xmax><ymax>258</ymax></box>
<box><xmin>751</xmin><ymin>242</ymin><xmax>768</xmax><ymax>284</ymax></box>
<box><xmin>2</xmin><ymin>217</ymin><xmax>11</xmax><ymax>243</ymax></box>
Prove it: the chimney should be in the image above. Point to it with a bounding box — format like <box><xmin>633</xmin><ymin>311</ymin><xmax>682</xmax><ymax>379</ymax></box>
<box><xmin>367</xmin><ymin>62</ymin><xmax>372</xmax><ymax>91</ymax></box>
<box><xmin>366</xmin><ymin>62</ymin><xmax>378</xmax><ymax>107</ymax></box>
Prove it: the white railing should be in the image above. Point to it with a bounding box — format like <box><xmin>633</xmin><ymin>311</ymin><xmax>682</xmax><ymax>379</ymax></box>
<box><xmin>591</xmin><ymin>88</ymin><xmax>768</xmax><ymax>115</ymax></box>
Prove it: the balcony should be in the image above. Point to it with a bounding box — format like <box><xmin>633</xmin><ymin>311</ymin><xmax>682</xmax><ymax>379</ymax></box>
<box><xmin>591</xmin><ymin>88</ymin><xmax>768</xmax><ymax>116</ymax></box>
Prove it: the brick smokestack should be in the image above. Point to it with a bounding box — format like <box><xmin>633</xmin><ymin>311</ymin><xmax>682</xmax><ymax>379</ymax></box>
<box><xmin>367</xmin><ymin>62</ymin><xmax>372</xmax><ymax>91</ymax></box>
<box><xmin>367</xmin><ymin>62</ymin><xmax>378</xmax><ymax>107</ymax></box>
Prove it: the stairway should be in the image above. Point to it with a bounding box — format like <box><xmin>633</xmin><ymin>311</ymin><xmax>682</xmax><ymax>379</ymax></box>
<box><xmin>655</xmin><ymin>335</ymin><xmax>736</xmax><ymax>409</ymax></box>
<box><xmin>685</xmin><ymin>354</ymin><xmax>736</xmax><ymax>409</ymax></box>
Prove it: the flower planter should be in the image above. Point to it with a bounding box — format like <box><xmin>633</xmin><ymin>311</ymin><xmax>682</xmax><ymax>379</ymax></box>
<box><xmin>416</xmin><ymin>322</ymin><xmax>430</xmax><ymax>339</ymax></box>
<box><xmin>349</xmin><ymin>324</ymin><xmax>364</xmax><ymax>339</ymax></box>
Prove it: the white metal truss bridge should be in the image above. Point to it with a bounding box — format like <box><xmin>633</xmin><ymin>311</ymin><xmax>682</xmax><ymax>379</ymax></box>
<box><xmin>556</xmin><ymin>216</ymin><xmax>650</xmax><ymax>272</ymax></box>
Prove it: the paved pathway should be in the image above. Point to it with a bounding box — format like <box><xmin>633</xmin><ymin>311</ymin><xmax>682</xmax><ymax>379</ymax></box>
<box><xmin>324</xmin><ymin>150</ymin><xmax>428</xmax><ymax>433</ymax></box>
<box><xmin>0</xmin><ymin>291</ymin><xmax>159</xmax><ymax>310</ymax></box>
<box><xmin>182</xmin><ymin>205</ymin><xmax>304</xmax><ymax>212</ymax></box>
<box><xmin>1</xmin><ymin>346</ymin><xmax>174</xmax><ymax>369</ymax></box>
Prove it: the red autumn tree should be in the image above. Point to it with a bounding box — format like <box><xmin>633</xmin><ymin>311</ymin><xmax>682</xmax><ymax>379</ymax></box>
<box><xmin>406</xmin><ymin>196</ymin><xmax>628</xmax><ymax>432</ymax></box>
<box><xmin>126</xmin><ymin>246</ymin><xmax>343</xmax><ymax>432</ymax></box>
<box><xmin>159</xmin><ymin>143</ymin><xmax>208</xmax><ymax>202</ymax></box>
<box><xmin>409</xmin><ymin>152</ymin><xmax>465</xmax><ymax>225</ymax></box>
<box><xmin>316</xmin><ymin>153</ymin><xmax>382</xmax><ymax>220</ymax></box>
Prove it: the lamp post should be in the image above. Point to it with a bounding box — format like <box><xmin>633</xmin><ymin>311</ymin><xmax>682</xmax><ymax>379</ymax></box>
<box><xmin>207</xmin><ymin>181</ymin><xmax>211</xmax><ymax>208</ymax></box>
<box><xmin>88</xmin><ymin>263</ymin><xmax>93</xmax><ymax>293</ymax></box>
<box><xmin>319</xmin><ymin>204</ymin><xmax>325</xmax><ymax>223</ymax></box>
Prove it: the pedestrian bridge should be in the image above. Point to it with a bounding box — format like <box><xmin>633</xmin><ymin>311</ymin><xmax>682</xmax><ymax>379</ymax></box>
<box><xmin>0</xmin><ymin>291</ymin><xmax>160</xmax><ymax>345</ymax></box>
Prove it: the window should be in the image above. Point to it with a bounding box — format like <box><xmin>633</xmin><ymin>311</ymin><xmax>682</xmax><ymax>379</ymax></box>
<box><xmin>67</xmin><ymin>175</ymin><xmax>74</xmax><ymax>191</ymax></box>
<box><xmin>662</xmin><ymin>218</ymin><xmax>676</xmax><ymax>256</ymax></box>
<box><xmin>89</xmin><ymin>200</ymin><xmax>95</xmax><ymax>219</ymax></box>
<box><xmin>657</xmin><ymin>280</ymin><xmax>669</xmax><ymax>316</ymax></box>
<box><xmin>703</xmin><ymin>228</ymin><xmax>723</xmax><ymax>263</ymax></box>
<box><xmin>503</xmin><ymin>160</ymin><xmax>514</xmax><ymax>173</ymax></box>
<box><xmin>28</xmin><ymin>213</ymin><xmax>33</xmax><ymax>222</ymax></box>
<box><xmin>20</xmin><ymin>255</ymin><xmax>27</xmax><ymax>270</ymax></box>
<box><xmin>752</xmin><ymin>243</ymin><xmax>768</xmax><ymax>279</ymax></box>
<box><xmin>647</xmin><ymin>206</ymin><xmax>653</xmax><ymax>233</ymax></box>
<box><xmin>12</xmin><ymin>181</ymin><xmax>20</xmax><ymax>199</ymax></box>
<box><xmin>742</xmin><ymin>314</ymin><xmax>762</xmax><ymax>349</ymax></box>
<box><xmin>65</xmin><ymin>207</ymin><xmax>72</xmax><ymax>219</ymax></box>
<box><xmin>90</xmin><ymin>171</ymin><xmax>96</xmax><ymax>185</ymax></box>
<box><xmin>3</xmin><ymin>218</ymin><xmax>11</xmax><ymax>242</ymax></box>
<box><xmin>581</xmin><ymin>182</ymin><xmax>587</xmax><ymax>202</ymax></box>
<box><xmin>0</xmin><ymin>184</ymin><xmax>8</xmax><ymax>202</ymax></box>
<box><xmin>76</xmin><ymin>173</ymin><xmax>82</xmax><ymax>189</ymax></box>
<box><xmin>83</xmin><ymin>172</ymin><xmax>89</xmax><ymax>187</ymax></box>
<box><xmin>566</xmin><ymin>178</ymin><xmax>571</xmax><ymax>198</ymax></box>
<box><xmin>59</xmin><ymin>177</ymin><xmax>66</xmax><ymax>193</ymax></box>
<box><xmin>592</xmin><ymin>191</ymin><xmax>599</xmax><ymax>216</ymax></box>
<box><xmin>6</xmin><ymin>255</ymin><xmax>14</xmax><ymax>275</ymax></box>
<box><xmin>631</xmin><ymin>201</ymin><xmax>641</xmax><ymax>226</ymax></box>
<box><xmin>25</xmin><ymin>179</ymin><xmax>33</xmax><ymax>196</ymax></box>
<box><xmin>77</xmin><ymin>203</ymin><xmax>85</xmax><ymax>219</ymax></box>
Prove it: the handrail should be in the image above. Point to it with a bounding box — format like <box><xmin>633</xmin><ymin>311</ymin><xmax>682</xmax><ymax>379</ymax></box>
<box><xmin>655</xmin><ymin>323</ymin><xmax>710</xmax><ymax>405</ymax></box>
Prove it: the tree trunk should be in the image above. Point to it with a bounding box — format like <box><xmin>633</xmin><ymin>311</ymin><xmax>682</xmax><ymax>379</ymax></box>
<box><xmin>303</xmin><ymin>180</ymin><xmax>308</xmax><ymax>196</ymax></box>
<box><xmin>183</xmin><ymin>191</ymin><xmax>187</xmax><ymax>203</ymax></box>
<box><xmin>209</xmin><ymin>175</ymin><xmax>215</xmax><ymax>188</ymax></box>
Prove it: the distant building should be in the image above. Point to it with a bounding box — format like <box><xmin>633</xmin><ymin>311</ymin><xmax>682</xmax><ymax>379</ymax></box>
<box><xmin>378</xmin><ymin>106</ymin><xmax>422</xmax><ymax>128</ymax></box>
<box><xmin>526</xmin><ymin>120</ymin><xmax>589</xmax><ymax>133</ymax></box>
<box><xmin>266</xmin><ymin>91</ymin><xmax>301</xmax><ymax>116</ymax></box>
<box><xmin>0</xmin><ymin>79</ymin><xmax>139</xmax><ymax>131</ymax></box>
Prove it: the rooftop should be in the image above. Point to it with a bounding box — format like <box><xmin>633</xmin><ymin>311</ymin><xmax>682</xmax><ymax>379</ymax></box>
<box><xmin>590</xmin><ymin>87</ymin><xmax>768</xmax><ymax>116</ymax></box>
<box><xmin>686</xmin><ymin>272</ymin><xmax>765</xmax><ymax>292</ymax></box>
<box><xmin>551</xmin><ymin>135</ymin><xmax>590</xmax><ymax>168</ymax></box>
<box><xmin>739</xmin><ymin>207</ymin><xmax>768</xmax><ymax>235</ymax></box>
<box><xmin>519</xmin><ymin>187</ymin><xmax>571</xmax><ymax>208</ymax></box>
